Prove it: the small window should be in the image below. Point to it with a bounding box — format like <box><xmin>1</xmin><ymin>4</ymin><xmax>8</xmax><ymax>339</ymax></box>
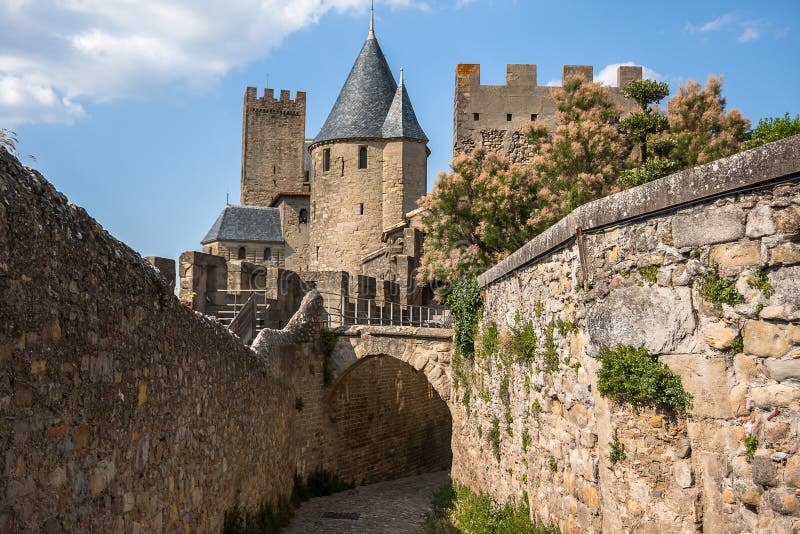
<box><xmin>272</xmin><ymin>165</ymin><xmax>276</xmax><ymax>175</ymax></box>
<box><xmin>263</xmin><ymin>248</ymin><xmax>271</xmax><ymax>261</ymax></box>
<box><xmin>531</xmin><ymin>113</ymin><xmax>538</xmax><ymax>121</ymax></box>
<box><xmin>506</xmin><ymin>113</ymin><xmax>513</xmax><ymax>122</ymax></box>
<box><xmin>316</xmin><ymin>246</ymin><xmax>320</xmax><ymax>261</ymax></box>
<box><xmin>304</xmin><ymin>171</ymin><xmax>310</xmax><ymax>182</ymax></box>
<box><xmin>359</xmin><ymin>203</ymin><xmax>364</xmax><ymax>215</ymax></box>
<box><xmin>322</xmin><ymin>148</ymin><xmax>331</xmax><ymax>172</ymax></box>
<box><xmin>237</xmin><ymin>246</ymin><xmax>246</xmax><ymax>260</ymax></box>
<box><xmin>299</xmin><ymin>208</ymin><xmax>308</xmax><ymax>224</ymax></box>
<box><xmin>473</xmin><ymin>113</ymin><xmax>480</xmax><ymax>121</ymax></box>
<box><xmin>358</xmin><ymin>146</ymin><xmax>368</xmax><ymax>169</ymax></box>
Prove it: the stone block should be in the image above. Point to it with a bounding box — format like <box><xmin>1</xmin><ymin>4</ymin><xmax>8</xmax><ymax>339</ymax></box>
<box><xmin>586</xmin><ymin>285</ymin><xmax>697</xmax><ymax>355</ymax></box>
<box><xmin>768</xmin><ymin>242</ymin><xmax>800</xmax><ymax>266</ymax></box>
<box><xmin>767</xmin><ymin>491</ymin><xmax>799</xmax><ymax>515</ymax></box>
<box><xmin>709</xmin><ymin>241</ymin><xmax>760</xmax><ymax>268</ymax></box>
<box><xmin>702</xmin><ymin>321</ymin><xmax>737</xmax><ymax>350</ymax></box>
<box><xmin>661</xmin><ymin>354</ymin><xmax>732</xmax><ymax>418</ymax></box>
<box><xmin>775</xmin><ymin>206</ymin><xmax>800</xmax><ymax>234</ymax></box>
<box><xmin>785</xmin><ymin>455</ymin><xmax>800</xmax><ymax>487</ymax></box>
<box><xmin>751</xmin><ymin>456</ymin><xmax>778</xmax><ymax>487</ymax></box>
<box><xmin>750</xmin><ymin>384</ymin><xmax>800</xmax><ymax>409</ymax></box>
<box><xmin>743</xmin><ymin>320</ymin><xmax>788</xmax><ymax>358</ymax></box>
<box><xmin>769</xmin><ymin>266</ymin><xmax>800</xmax><ymax>306</ymax></box>
<box><xmin>673</xmin><ymin>205</ymin><xmax>745</xmax><ymax>248</ymax></box>
<box><xmin>674</xmin><ymin>461</ymin><xmax>694</xmax><ymax>488</ymax></box>
<box><xmin>745</xmin><ymin>205</ymin><xmax>776</xmax><ymax>238</ymax></box>
<box><xmin>763</xmin><ymin>359</ymin><xmax>800</xmax><ymax>382</ymax></box>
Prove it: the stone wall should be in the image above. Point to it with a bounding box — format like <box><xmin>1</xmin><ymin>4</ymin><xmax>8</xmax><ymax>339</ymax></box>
<box><xmin>451</xmin><ymin>137</ymin><xmax>800</xmax><ymax>532</ymax></box>
<box><xmin>453</xmin><ymin>63</ymin><xmax>641</xmax><ymax>161</ymax></box>
<box><xmin>276</xmin><ymin>195</ymin><xmax>311</xmax><ymax>271</ymax></box>
<box><xmin>240</xmin><ymin>87</ymin><xmax>306</xmax><ymax>207</ymax></box>
<box><xmin>0</xmin><ymin>149</ymin><xmax>332</xmax><ymax>532</ymax></box>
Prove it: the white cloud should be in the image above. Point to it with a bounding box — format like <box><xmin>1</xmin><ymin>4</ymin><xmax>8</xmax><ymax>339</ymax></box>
<box><xmin>545</xmin><ymin>79</ymin><xmax>561</xmax><ymax>87</ymax></box>
<box><xmin>594</xmin><ymin>62</ymin><xmax>663</xmax><ymax>87</ymax></box>
<box><xmin>685</xmin><ymin>12</ymin><xmax>767</xmax><ymax>44</ymax></box>
<box><xmin>0</xmin><ymin>0</ymin><xmax>425</xmax><ymax>126</ymax></box>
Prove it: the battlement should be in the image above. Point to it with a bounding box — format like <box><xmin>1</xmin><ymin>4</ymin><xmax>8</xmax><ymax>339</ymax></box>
<box><xmin>456</xmin><ymin>63</ymin><xmax>643</xmax><ymax>89</ymax></box>
<box><xmin>244</xmin><ymin>86</ymin><xmax>306</xmax><ymax>108</ymax></box>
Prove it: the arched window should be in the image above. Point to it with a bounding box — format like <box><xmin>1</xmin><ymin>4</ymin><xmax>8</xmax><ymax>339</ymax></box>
<box><xmin>237</xmin><ymin>246</ymin><xmax>246</xmax><ymax>260</ymax></box>
<box><xmin>358</xmin><ymin>146</ymin><xmax>368</xmax><ymax>169</ymax></box>
<box><xmin>298</xmin><ymin>208</ymin><xmax>308</xmax><ymax>224</ymax></box>
<box><xmin>263</xmin><ymin>248</ymin><xmax>271</xmax><ymax>261</ymax></box>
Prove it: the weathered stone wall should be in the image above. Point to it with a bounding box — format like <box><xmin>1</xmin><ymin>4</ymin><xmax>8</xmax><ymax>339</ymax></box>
<box><xmin>452</xmin><ymin>138</ymin><xmax>800</xmax><ymax>532</ymax></box>
<box><xmin>202</xmin><ymin>239</ymin><xmax>286</xmax><ymax>265</ymax></box>
<box><xmin>0</xmin><ymin>150</ymin><xmax>332</xmax><ymax>532</ymax></box>
<box><xmin>276</xmin><ymin>195</ymin><xmax>311</xmax><ymax>271</ymax></box>
<box><xmin>453</xmin><ymin>63</ymin><xmax>641</xmax><ymax>160</ymax></box>
<box><xmin>241</xmin><ymin>87</ymin><xmax>306</xmax><ymax>207</ymax></box>
<box><xmin>381</xmin><ymin>140</ymin><xmax>427</xmax><ymax>225</ymax></box>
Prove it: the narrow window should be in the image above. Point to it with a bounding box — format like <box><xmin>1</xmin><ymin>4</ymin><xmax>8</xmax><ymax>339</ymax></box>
<box><xmin>531</xmin><ymin>113</ymin><xmax>538</xmax><ymax>121</ymax></box>
<box><xmin>312</xmin><ymin>202</ymin><xmax>316</xmax><ymax>221</ymax></box>
<box><xmin>316</xmin><ymin>246</ymin><xmax>320</xmax><ymax>261</ymax></box>
<box><xmin>298</xmin><ymin>208</ymin><xmax>308</xmax><ymax>224</ymax></box>
<box><xmin>473</xmin><ymin>113</ymin><xmax>480</xmax><ymax>121</ymax></box>
<box><xmin>322</xmin><ymin>148</ymin><xmax>331</xmax><ymax>172</ymax></box>
<box><xmin>263</xmin><ymin>248</ymin><xmax>271</xmax><ymax>261</ymax></box>
<box><xmin>358</xmin><ymin>146</ymin><xmax>368</xmax><ymax>169</ymax></box>
<box><xmin>359</xmin><ymin>203</ymin><xmax>364</xmax><ymax>215</ymax></box>
<box><xmin>237</xmin><ymin>246</ymin><xmax>246</xmax><ymax>260</ymax></box>
<box><xmin>304</xmin><ymin>171</ymin><xmax>310</xmax><ymax>182</ymax></box>
<box><xmin>272</xmin><ymin>165</ymin><xmax>276</xmax><ymax>174</ymax></box>
<box><xmin>506</xmin><ymin>113</ymin><xmax>513</xmax><ymax>122</ymax></box>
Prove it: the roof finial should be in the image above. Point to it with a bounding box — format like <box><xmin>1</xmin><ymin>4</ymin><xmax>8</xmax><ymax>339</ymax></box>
<box><xmin>399</xmin><ymin>68</ymin><xmax>404</xmax><ymax>85</ymax></box>
<box><xmin>368</xmin><ymin>0</ymin><xmax>375</xmax><ymax>39</ymax></box>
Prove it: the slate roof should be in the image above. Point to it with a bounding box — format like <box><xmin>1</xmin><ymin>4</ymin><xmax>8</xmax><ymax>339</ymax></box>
<box><xmin>313</xmin><ymin>36</ymin><xmax>398</xmax><ymax>144</ymax></box>
<box><xmin>381</xmin><ymin>76</ymin><xmax>428</xmax><ymax>141</ymax></box>
<box><xmin>201</xmin><ymin>205</ymin><xmax>284</xmax><ymax>244</ymax></box>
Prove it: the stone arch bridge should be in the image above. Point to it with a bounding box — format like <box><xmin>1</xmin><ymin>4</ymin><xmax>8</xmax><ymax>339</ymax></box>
<box><xmin>327</xmin><ymin>325</ymin><xmax>454</xmax><ymax>401</ymax></box>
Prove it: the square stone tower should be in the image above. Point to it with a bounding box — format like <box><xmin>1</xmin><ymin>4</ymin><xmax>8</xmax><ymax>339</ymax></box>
<box><xmin>241</xmin><ymin>87</ymin><xmax>307</xmax><ymax>207</ymax></box>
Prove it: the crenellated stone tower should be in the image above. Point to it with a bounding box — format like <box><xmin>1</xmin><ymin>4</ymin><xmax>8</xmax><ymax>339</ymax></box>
<box><xmin>307</xmin><ymin>13</ymin><xmax>428</xmax><ymax>274</ymax></box>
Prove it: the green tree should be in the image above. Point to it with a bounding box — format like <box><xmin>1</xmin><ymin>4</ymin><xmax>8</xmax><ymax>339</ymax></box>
<box><xmin>661</xmin><ymin>75</ymin><xmax>750</xmax><ymax>168</ymax></box>
<box><xmin>619</xmin><ymin>79</ymin><xmax>670</xmax><ymax>163</ymax></box>
<box><xmin>743</xmin><ymin>113</ymin><xmax>800</xmax><ymax>149</ymax></box>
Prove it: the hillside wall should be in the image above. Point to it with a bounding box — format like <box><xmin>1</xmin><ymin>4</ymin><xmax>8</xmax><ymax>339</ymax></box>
<box><xmin>451</xmin><ymin>137</ymin><xmax>800</xmax><ymax>532</ymax></box>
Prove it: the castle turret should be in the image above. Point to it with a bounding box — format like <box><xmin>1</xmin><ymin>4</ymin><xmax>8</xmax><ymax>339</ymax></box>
<box><xmin>308</xmin><ymin>16</ymin><xmax>428</xmax><ymax>274</ymax></box>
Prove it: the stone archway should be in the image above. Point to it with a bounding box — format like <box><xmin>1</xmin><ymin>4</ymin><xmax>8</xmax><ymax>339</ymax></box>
<box><xmin>322</xmin><ymin>326</ymin><xmax>454</xmax><ymax>486</ymax></box>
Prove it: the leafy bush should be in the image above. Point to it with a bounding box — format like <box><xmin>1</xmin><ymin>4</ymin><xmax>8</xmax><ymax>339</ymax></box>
<box><xmin>448</xmin><ymin>278</ymin><xmax>483</xmax><ymax>359</ymax></box>
<box><xmin>542</xmin><ymin>322</ymin><xmax>559</xmax><ymax>372</ymax></box>
<box><xmin>425</xmin><ymin>481</ymin><xmax>559</xmax><ymax>534</ymax></box>
<box><xmin>618</xmin><ymin>157</ymin><xmax>680</xmax><ymax>188</ymax></box>
<box><xmin>597</xmin><ymin>345</ymin><xmax>692</xmax><ymax>415</ymax></box>
<box><xmin>480</xmin><ymin>321</ymin><xmax>500</xmax><ymax>357</ymax></box>
<box><xmin>700</xmin><ymin>263</ymin><xmax>744</xmax><ymax>306</ymax></box>
<box><xmin>743</xmin><ymin>113</ymin><xmax>800</xmax><ymax>149</ymax></box>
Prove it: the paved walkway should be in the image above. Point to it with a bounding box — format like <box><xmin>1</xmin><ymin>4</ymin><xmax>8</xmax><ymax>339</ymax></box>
<box><xmin>283</xmin><ymin>470</ymin><xmax>449</xmax><ymax>534</ymax></box>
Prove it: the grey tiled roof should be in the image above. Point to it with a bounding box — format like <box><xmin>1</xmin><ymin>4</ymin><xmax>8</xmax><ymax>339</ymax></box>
<box><xmin>313</xmin><ymin>36</ymin><xmax>398</xmax><ymax>144</ymax></box>
<box><xmin>201</xmin><ymin>205</ymin><xmax>284</xmax><ymax>244</ymax></box>
<box><xmin>382</xmin><ymin>78</ymin><xmax>428</xmax><ymax>141</ymax></box>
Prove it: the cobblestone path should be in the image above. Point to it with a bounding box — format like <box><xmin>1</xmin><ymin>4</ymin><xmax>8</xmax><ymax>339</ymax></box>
<box><xmin>283</xmin><ymin>470</ymin><xmax>449</xmax><ymax>533</ymax></box>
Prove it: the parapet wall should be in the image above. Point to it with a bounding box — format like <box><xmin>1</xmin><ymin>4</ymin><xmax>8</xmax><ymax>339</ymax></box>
<box><xmin>453</xmin><ymin>63</ymin><xmax>641</xmax><ymax>161</ymax></box>
<box><xmin>451</xmin><ymin>137</ymin><xmax>800</xmax><ymax>532</ymax></box>
<box><xmin>0</xmin><ymin>149</ymin><xmax>329</xmax><ymax>531</ymax></box>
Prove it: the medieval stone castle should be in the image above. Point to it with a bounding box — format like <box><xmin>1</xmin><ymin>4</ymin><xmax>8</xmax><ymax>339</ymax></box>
<box><xmin>182</xmin><ymin>13</ymin><xmax>645</xmax><ymax>317</ymax></box>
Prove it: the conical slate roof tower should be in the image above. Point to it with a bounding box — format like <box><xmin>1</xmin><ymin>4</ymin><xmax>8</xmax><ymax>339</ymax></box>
<box><xmin>308</xmin><ymin>8</ymin><xmax>429</xmax><ymax>274</ymax></box>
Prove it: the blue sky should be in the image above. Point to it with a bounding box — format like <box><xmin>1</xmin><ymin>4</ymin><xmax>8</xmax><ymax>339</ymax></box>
<box><xmin>2</xmin><ymin>0</ymin><xmax>798</xmax><ymax>262</ymax></box>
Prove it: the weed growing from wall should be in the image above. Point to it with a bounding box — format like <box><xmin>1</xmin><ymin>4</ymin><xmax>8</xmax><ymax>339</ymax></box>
<box><xmin>750</xmin><ymin>268</ymin><xmax>773</xmax><ymax>299</ymax></box>
<box><xmin>542</xmin><ymin>321</ymin><xmax>559</xmax><ymax>372</ymax></box>
<box><xmin>448</xmin><ymin>278</ymin><xmax>483</xmax><ymax>359</ymax></box>
<box><xmin>745</xmin><ymin>434</ymin><xmax>758</xmax><ymax>459</ymax></box>
<box><xmin>638</xmin><ymin>265</ymin><xmax>658</xmax><ymax>285</ymax></box>
<box><xmin>729</xmin><ymin>334</ymin><xmax>744</xmax><ymax>354</ymax></box>
<box><xmin>480</xmin><ymin>321</ymin><xmax>500</xmax><ymax>357</ymax></box>
<box><xmin>510</xmin><ymin>319</ymin><xmax>538</xmax><ymax>362</ymax></box>
<box><xmin>521</xmin><ymin>427</ymin><xmax>532</xmax><ymax>453</ymax></box>
<box><xmin>556</xmin><ymin>319</ymin><xmax>577</xmax><ymax>336</ymax></box>
<box><xmin>700</xmin><ymin>262</ymin><xmax>744</xmax><ymax>306</ymax></box>
<box><xmin>597</xmin><ymin>345</ymin><xmax>692</xmax><ymax>415</ymax></box>
<box><xmin>609</xmin><ymin>429</ymin><xmax>627</xmax><ymax>466</ymax></box>
<box><xmin>548</xmin><ymin>457</ymin><xmax>557</xmax><ymax>472</ymax></box>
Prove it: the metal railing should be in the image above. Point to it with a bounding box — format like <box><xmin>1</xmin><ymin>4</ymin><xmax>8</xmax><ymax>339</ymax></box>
<box><xmin>317</xmin><ymin>291</ymin><xmax>452</xmax><ymax>329</ymax></box>
<box><xmin>206</xmin><ymin>289</ymin><xmax>274</xmax><ymax>332</ymax></box>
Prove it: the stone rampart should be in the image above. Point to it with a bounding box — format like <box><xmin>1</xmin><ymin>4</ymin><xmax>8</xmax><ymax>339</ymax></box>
<box><xmin>452</xmin><ymin>137</ymin><xmax>800</xmax><ymax>532</ymax></box>
<box><xmin>0</xmin><ymin>149</ymin><xmax>330</xmax><ymax>532</ymax></box>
